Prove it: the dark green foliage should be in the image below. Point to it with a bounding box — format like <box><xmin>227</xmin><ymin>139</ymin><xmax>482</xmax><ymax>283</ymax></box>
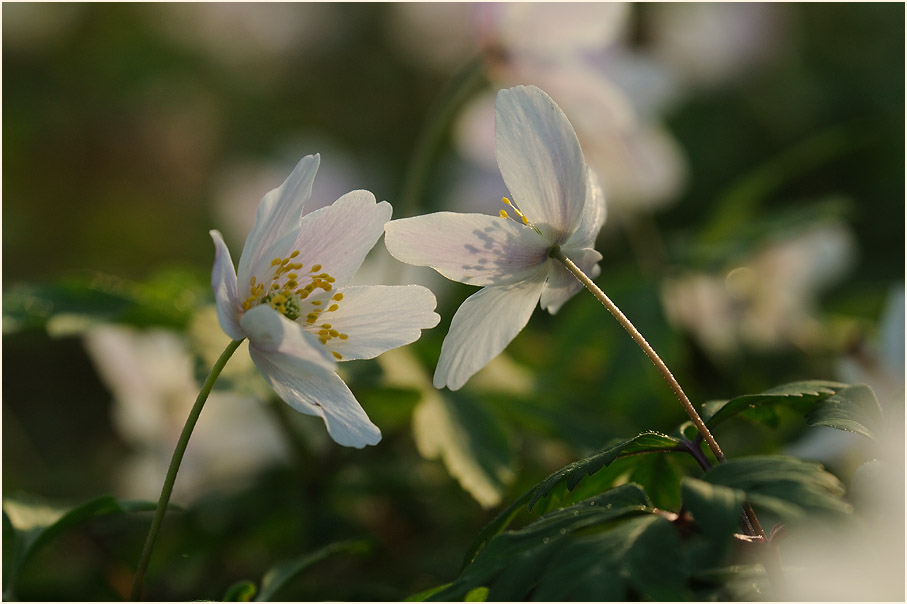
<box><xmin>703</xmin><ymin>380</ymin><xmax>846</xmax><ymax>428</ymax></box>
<box><xmin>805</xmin><ymin>384</ymin><xmax>884</xmax><ymax>440</ymax></box>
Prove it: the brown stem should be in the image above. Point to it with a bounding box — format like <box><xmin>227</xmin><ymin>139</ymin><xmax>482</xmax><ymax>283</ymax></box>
<box><xmin>550</xmin><ymin>247</ymin><xmax>726</xmax><ymax>463</ymax></box>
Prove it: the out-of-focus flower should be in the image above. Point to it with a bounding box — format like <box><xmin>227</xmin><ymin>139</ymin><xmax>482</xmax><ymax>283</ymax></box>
<box><xmin>647</xmin><ymin>3</ymin><xmax>787</xmax><ymax>90</ymax></box>
<box><xmin>210</xmin><ymin>154</ymin><xmax>439</xmax><ymax>447</ymax></box>
<box><xmin>457</xmin><ymin>2</ymin><xmax>685</xmax><ymax>213</ymax></box>
<box><xmin>385</xmin><ymin>85</ymin><xmax>605</xmax><ymax>390</ymax></box>
<box><xmin>387</xmin><ymin>3</ymin><xmax>474</xmax><ymax>72</ymax></box>
<box><xmin>83</xmin><ymin>325</ymin><xmax>286</xmax><ymax>502</ymax></box>
<box><xmin>661</xmin><ymin>221</ymin><xmax>857</xmax><ymax>358</ymax></box>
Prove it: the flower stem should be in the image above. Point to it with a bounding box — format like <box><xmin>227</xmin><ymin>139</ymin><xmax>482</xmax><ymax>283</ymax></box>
<box><xmin>550</xmin><ymin>247</ymin><xmax>726</xmax><ymax>462</ymax></box>
<box><xmin>397</xmin><ymin>57</ymin><xmax>487</xmax><ymax>218</ymax></box>
<box><xmin>130</xmin><ymin>338</ymin><xmax>244</xmax><ymax>601</ymax></box>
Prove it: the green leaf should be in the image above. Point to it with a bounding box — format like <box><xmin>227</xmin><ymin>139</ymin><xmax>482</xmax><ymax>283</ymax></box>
<box><xmin>459</xmin><ymin>490</ymin><xmax>533</xmax><ymax>572</ymax></box>
<box><xmin>680</xmin><ymin>478</ymin><xmax>746</xmax><ymax>570</ymax></box>
<box><xmin>223</xmin><ymin>580</ymin><xmax>257</xmax><ymax>602</ymax></box>
<box><xmin>628</xmin><ymin>454</ymin><xmax>683</xmax><ymax>510</ymax></box>
<box><xmin>703</xmin><ymin>380</ymin><xmax>846</xmax><ymax>428</ymax></box>
<box><xmin>528</xmin><ymin>431</ymin><xmax>685</xmax><ymax>510</ymax></box>
<box><xmin>256</xmin><ymin>538</ymin><xmax>372</xmax><ymax>601</ymax></box>
<box><xmin>403</xmin><ymin>583</ymin><xmax>452</xmax><ymax>602</ymax></box>
<box><xmin>703</xmin><ymin>456</ymin><xmax>851</xmax><ymax>520</ymax></box>
<box><xmin>412</xmin><ymin>390</ymin><xmax>515</xmax><ymax>509</ymax></box>
<box><xmin>2</xmin><ymin>494</ymin><xmax>156</xmax><ymax>598</ymax></box>
<box><xmin>806</xmin><ymin>384</ymin><xmax>883</xmax><ymax>440</ymax></box>
<box><xmin>430</xmin><ymin>485</ymin><xmax>654</xmax><ymax>601</ymax></box>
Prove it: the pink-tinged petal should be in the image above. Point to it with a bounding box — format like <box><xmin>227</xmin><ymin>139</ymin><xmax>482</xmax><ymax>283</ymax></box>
<box><xmin>240</xmin><ymin>305</ymin><xmax>335</xmax><ymax>372</ymax></box>
<box><xmin>249</xmin><ymin>347</ymin><xmax>381</xmax><ymax>448</ymax></box>
<box><xmin>384</xmin><ymin>212</ymin><xmax>549</xmax><ymax>287</ymax></box>
<box><xmin>274</xmin><ymin>190</ymin><xmax>392</xmax><ymax>288</ymax></box>
<box><xmin>315</xmin><ymin>285</ymin><xmax>439</xmax><ymax>361</ymax></box>
<box><xmin>237</xmin><ymin>154</ymin><xmax>320</xmax><ymax>285</ymax></box>
<box><xmin>564</xmin><ymin>167</ymin><xmax>607</xmax><ymax>251</ymax></box>
<box><xmin>540</xmin><ymin>248</ymin><xmax>602</xmax><ymax>314</ymax></box>
<box><xmin>209</xmin><ymin>230</ymin><xmax>245</xmax><ymax>341</ymax></box>
<box><xmin>434</xmin><ymin>269</ymin><xmax>548</xmax><ymax>391</ymax></box>
<box><xmin>495</xmin><ymin>85</ymin><xmax>587</xmax><ymax>241</ymax></box>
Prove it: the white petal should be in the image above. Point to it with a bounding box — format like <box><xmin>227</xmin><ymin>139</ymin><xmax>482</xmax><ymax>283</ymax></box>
<box><xmin>209</xmin><ymin>230</ymin><xmax>245</xmax><ymax>341</ymax></box>
<box><xmin>384</xmin><ymin>212</ymin><xmax>549</xmax><ymax>287</ymax></box>
<box><xmin>315</xmin><ymin>285</ymin><xmax>439</xmax><ymax>361</ymax></box>
<box><xmin>249</xmin><ymin>347</ymin><xmax>381</xmax><ymax>448</ymax></box>
<box><xmin>564</xmin><ymin>167</ymin><xmax>607</xmax><ymax>251</ymax></box>
<box><xmin>434</xmin><ymin>270</ymin><xmax>547</xmax><ymax>391</ymax></box>
<box><xmin>238</xmin><ymin>154</ymin><xmax>320</xmax><ymax>285</ymax></box>
<box><xmin>278</xmin><ymin>190</ymin><xmax>391</xmax><ymax>287</ymax></box>
<box><xmin>240</xmin><ymin>305</ymin><xmax>335</xmax><ymax>372</ymax></box>
<box><xmin>540</xmin><ymin>248</ymin><xmax>601</xmax><ymax>314</ymax></box>
<box><xmin>495</xmin><ymin>85</ymin><xmax>587</xmax><ymax>241</ymax></box>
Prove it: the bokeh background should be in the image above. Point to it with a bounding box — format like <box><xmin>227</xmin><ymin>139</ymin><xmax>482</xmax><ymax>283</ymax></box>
<box><xmin>3</xmin><ymin>3</ymin><xmax>904</xmax><ymax>600</ymax></box>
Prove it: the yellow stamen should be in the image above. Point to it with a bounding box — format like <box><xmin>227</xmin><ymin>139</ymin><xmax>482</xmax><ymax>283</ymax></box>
<box><xmin>332</xmin><ymin>351</ymin><xmax>343</xmax><ymax>360</ymax></box>
<box><xmin>499</xmin><ymin>209</ymin><xmax>509</xmax><ymax>218</ymax></box>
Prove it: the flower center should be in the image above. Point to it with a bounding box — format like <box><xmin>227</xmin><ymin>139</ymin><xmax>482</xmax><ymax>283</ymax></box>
<box><xmin>242</xmin><ymin>250</ymin><xmax>349</xmax><ymax>359</ymax></box>
<box><xmin>498</xmin><ymin>197</ymin><xmax>542</xmax><ymax>236</ymax></box>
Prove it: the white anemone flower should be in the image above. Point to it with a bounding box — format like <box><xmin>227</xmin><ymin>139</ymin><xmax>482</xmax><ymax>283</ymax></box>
<box><xmin>384</xmin><ymin>85</ymin><xmax>606</xmax><ymax>390</ymax></box>
<box><xmin>210</xmin><ymin>154</ymin><xmax>440</xmax><ymax>447</ymax></box>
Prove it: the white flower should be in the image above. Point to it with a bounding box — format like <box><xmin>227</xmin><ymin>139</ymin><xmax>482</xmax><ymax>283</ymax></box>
<box><xmin>210</xmin><ymin>154</ymin><xmax>440</xmax><ymax>448</ymax></box>
<box><xmin>384</xmin><ymin>85</ymin><xmax>606</xmax><ymax>390</ymax></box>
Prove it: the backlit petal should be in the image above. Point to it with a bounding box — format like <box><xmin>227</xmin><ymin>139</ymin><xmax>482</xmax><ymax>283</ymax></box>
<box><xmin>564</xmin><ymin>167</ymin><xmax>607</xmax><ymax>251</ymax></box>
<box><xmin>240</xmin><ymin>305</ymin><xmax>335</xmax><ymax>372</ymax></box>
<box><xmin>277</xmin><ymin>190</ymin><xmax>392</xmax><ymax>288</ymax></box>
<box><xmin>434</xmin><ymin>269</ymin><xmax>548</xmax><ymax>390</ymax></box>
<box><xmin>209</xmin><ymin>230</ymin><xmax>245</xmax><ymax>341</ymax></box>
<box><xmin>384</xmin><ymin>212</ymin><xmax>549</xmax><ymax>287</ymax></box>
<box><xmin>315</xmin><ymin>285</ymin><xmax>439</xmax><ymax>361</ymax></box>
<box><xmin>495</xmin><ymin>85</ymin><xmax>587</xmax><ymax>241</ymax></box>
<box><xmin>238</xmin><ymin>154</ymin><xmax>320</xmax><ymax>285</ymax></box>
<box><xmin>249</xmin><ymin>347</ymin><xmax>381</xmax><ymax>448</ymax></box>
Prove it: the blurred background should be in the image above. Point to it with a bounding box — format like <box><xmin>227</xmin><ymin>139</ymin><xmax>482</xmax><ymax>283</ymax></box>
<box><xmin>3</xmin><ymin>3</ymin><xmax>903</xmax><ymax>600</ymax></box>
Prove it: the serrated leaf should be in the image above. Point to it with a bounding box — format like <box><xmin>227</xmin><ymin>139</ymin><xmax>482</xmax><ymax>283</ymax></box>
<box><xmin>430</xmin><ymin>485</ymin><xmax>652</xmax><ymax>601</ymax></box>
<box><xmin>459</xmin><ymin>490</ymin><xmax>533</xmax><ymax>572</ymax></box>
<box><xmin>681</xmin><ymin>478</ymin><xmax>746</xmax><ymax>570</ymax></box>
<box><xmin>806</xmin><ymin>384</ymin><xmax>883</xmax><ymax>440</ymax></box>
<box><xmin>703</xmin><ymin>456</ymin><xmax>851</xmax><ymax>520</ymax></box>
<box><xmin>703</xmin><ymin>380</ymin><xmax>846</xmax><ymax>428</ymax></box>
<box><xmin>413</xmin><ymin>391</ymin><xmax>514</xmax><ymax>509</ymax></box>
<box><xmin>2</xmin><ymin>494</ymin><xmax>156</xmax><ymax>598</ymax></box>
<box><xmin>528</xmin><ymin>431</ymin><xmax>684</xmax><ymax>510</ymax></box>
<box><xmin>256</xmin><ymin>539</ymin><xmax>372</xmax><ymax>601</ymax></box>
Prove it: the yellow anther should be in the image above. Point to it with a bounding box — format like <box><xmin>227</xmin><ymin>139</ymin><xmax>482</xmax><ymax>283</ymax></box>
<box><xmin>522</xmin><ymin>215</ymin><xmax>529</xmax><ymax>225</ymax></box>
<box><xmin>324</xmin><ymin>283</ymin><xmax>333</xmax><ymax>291</ymax></box>
<box><xmin>306</xmin><ymin>313</ymin><xmax>318</xmax><ymax>322</ymax></box>
<box><xmin>250</xmin><ymin>276</ymin><xmax>257</xmax><ymax>286</ymax></box>
<box><xmin>289</xmin><ymin>250</ymin><xmax>300</xmax><ymax>258</ymax></box>
<box><xmin>327</xmin><ymin>304</ymin><xmax>339</xmax><ymax>312</ymax></box>
<box><xmin>321</xmin><ymin>323</ymin><xmax>332</xmax><ymax>329</ymax></box>
<box><xmin>311</xmin><ymin>300</ymin><xmax>322</xmax><ymax>306</ymax></box>
<box><xmin>271</xmin><ymin>258</ymin><xmax>281</xmax><ymax>266</ymax></box>
<box><xmin>503</xmin><ymin>197</ymin><xmax>512</xmax><ymax>206</ymax></box>
<box><xmin>332</xmin><ymin>293</ymin><xmax>343</xmax><ymax>301</ymax></box>
<box><xmin>271</xmin><ymin>283</ymin><xmax>279</xmax><ymax>290</ymax></box>
<box><xmin>499</xmin><ymin>209</ymin><xmax>509</xmax><ymax>219</ymax></box>
<box><xmin>311</xmin><ymin>264</ymin><xmax>322</xmax><ymax>272</ymax></box>
<box><xmin>287</xmin><ymin>273</ymin><xmax>298</xmax><ymax>280</ymax></box>
<box><xmin>329</xmin><ymin>329</ymin><xmax>339</xmax><ymax>337</ymax></box>
<box><xmin>339</xmin><ymin>333</ymin><xmax>349</xmax><ymax>340</ymax></box>
<box><xmin>332</xmin><ymin>351</ymin><xmax>343</xmax><ymax>360</ymax></box>
<box><xmin>319</xmin><ymin>338</ymin><xmax>328</xmax><ymax>344</ymax></box>
<box><xmin>318</xmin><ymin>329</ymin><xmax>329</xmax><ymax>337</ymax></box>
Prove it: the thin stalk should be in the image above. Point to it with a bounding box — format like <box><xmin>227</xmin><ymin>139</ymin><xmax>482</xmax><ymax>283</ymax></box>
<box><xmin>397</xmin><ymin>57</ymin><xmax>487</xmax><ymax>218</ymax></box>
<box><xmin>550</xmin><ymin>247</ymin><xmax>726</xmax><ymax>463</ymax></box>
<box><xmin>130</xmin><ymin>338</ymin><xmax>244</xmax><ymax>601</ymax></box>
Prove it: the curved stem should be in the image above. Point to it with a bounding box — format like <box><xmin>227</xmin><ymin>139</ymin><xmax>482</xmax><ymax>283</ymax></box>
<box><xmin>397</xmin><ymin>57</ymin><xmax>487</xmax><ymax>218</ymax></box>
<box><xmin>550</xmin><ymin>247</ymin><xmax>726</xmax><ymax>463</ymax></box>
<box><xmin>130</xmin><ymin>338</ymin><xmax>244</xmax><ymax>601</ymax></box>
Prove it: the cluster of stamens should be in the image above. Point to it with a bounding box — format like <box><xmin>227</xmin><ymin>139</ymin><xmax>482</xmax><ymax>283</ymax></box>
<box><xmin>241</xmin><ymin>250</ymin><xmax>349</xmax><ymax>359</ymax></box>
<box><xmin>498</xmin><ymin>197</ymin><xmax>542</xmax><ymax>235</ymax></box>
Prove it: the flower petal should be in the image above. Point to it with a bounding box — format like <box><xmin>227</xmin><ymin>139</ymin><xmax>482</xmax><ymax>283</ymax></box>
<box><xmin>564</xmin><ymin>167</ymin><xmax>607</xmax><ymax>251</ymax></box>
<box><xmin>315</xmin><ymin>285</ymin><xmax>439</xmax><ymax>361</ymax></box>
<box><xmin>384</xmin><ymin>212</ymin><xmax>549</xmax><ymax>287</ymax></box>
<box><xmin>238</xmin><ymin>154</ymin><xmax>320</xmax><ymax>286</ymax></box>
<box><xmin>209</xmin><ymin>230</ymin><xmax>245</xmax><ymax>341</ymax></box>
<box><xmin>278</xmin><ymin>190</ymin><xmax>392</xmax><ymax>288</ymax></box>
<box><xmin>240</xmin><ymin>305</ymin><xmax>335</xmax><ymax>372</ymax></box>
<box><xmin>495</xmin><ymin>85</ymin><xmax>587</xmax><ymax>241</ymax></box>
<box><xmin>434</xmin><ymin>269</ymin><xmax>547</xmax><ymax>391</ymax></box>
<box><xmin>540</xmin><ymin>248</ymin><xmax>601</xmax><ymax>314</ymax></box>
<box><xmin>249</xmin><ymin>347</ymin><xmax>381</xmax><ymax>448</ymax></box>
